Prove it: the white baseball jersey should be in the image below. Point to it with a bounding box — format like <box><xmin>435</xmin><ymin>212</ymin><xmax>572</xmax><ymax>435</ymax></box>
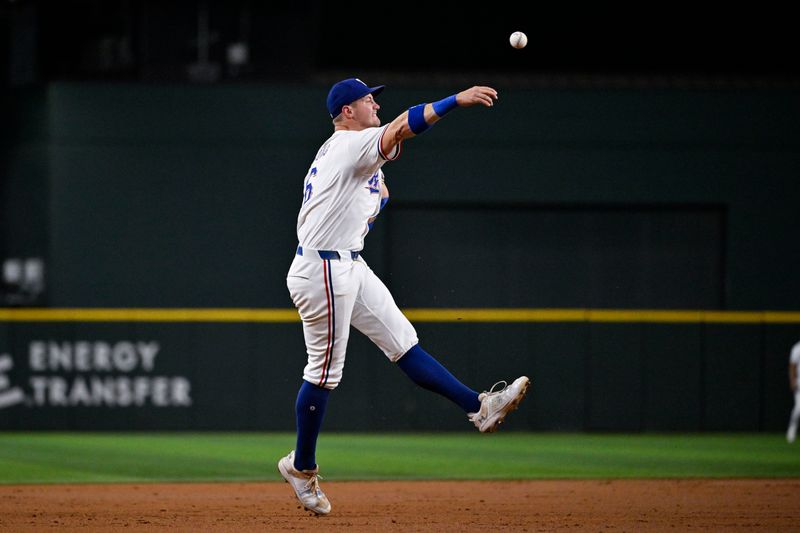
<box><xmin>791</xmin><ymin>341</ymin><xmax>800</xmax><ymax>365</ymax></box>
<box><xmin>789</xmin><ymin>340</ymin><xmax>800</xmax><ymax>442</ymax></box>
<box><xmin>287</xmin><ymin>124</ymin><xmax>417</xmax><ymax>390</ymax></box>
<box><xmin>297</xmin><ymin>125</ymin><xmax>400</xmax><ymax>252</ymax></box>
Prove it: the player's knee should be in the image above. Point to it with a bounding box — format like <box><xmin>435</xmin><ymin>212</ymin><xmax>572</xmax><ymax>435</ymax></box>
<box><xmin>319</xmin><ymin>381</ymin><xmax>339</xmax><ymax>391</ymax></box>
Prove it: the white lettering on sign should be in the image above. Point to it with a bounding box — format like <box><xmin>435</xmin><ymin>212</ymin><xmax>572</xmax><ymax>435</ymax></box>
<box><xmin>27</xmin><ymin>376</ymin><xmax>192</xmax><ymax>407</ymax></box>
<box><xmin>0</xmin><ymin>354</ymin><xmax>25</xmax><ymax>409</ymax></box>
<box><xmin>0</xmin><ymin>340</ymin><xmax>193</xmax><ymax>410</ymax></box>
<box><xmin>28</xmin><ymin>341</ymin><xmax>161</xmax><ymax>372</ymax></box>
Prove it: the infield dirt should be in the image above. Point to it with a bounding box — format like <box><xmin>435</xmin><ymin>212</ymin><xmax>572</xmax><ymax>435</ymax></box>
<box><xmin>1</xmin><ymin>479</ymin><xmax>797</xmax><ymax>531</ymax></box>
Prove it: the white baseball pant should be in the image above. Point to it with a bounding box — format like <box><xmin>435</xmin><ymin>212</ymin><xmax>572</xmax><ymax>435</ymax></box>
<box><xmin>286</xmin><ymin>249</ymin><xmax>419</xmax><ymax>390</ymax></box>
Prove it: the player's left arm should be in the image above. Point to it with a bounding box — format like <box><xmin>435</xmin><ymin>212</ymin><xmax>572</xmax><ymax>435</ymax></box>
<box><xmin>367</xmin><ymin>182</ymin><xmax>390</xmax><ymax>230</ymax></box>
<box><xmin>379</xmin><ymin>86</ymin><xmax>498</xmax><ymax>158</ymax></box>
<box><xmin>380</xmin><ymin>181</ymin><xmax>389</xmax><ymax>204</ymax></box>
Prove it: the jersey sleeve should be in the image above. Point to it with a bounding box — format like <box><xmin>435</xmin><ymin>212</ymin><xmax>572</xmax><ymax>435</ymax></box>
<box><xmin>348</xmin><ymin>125</ymin><xmax>401</xmax><ymax>168</ymax></box>
<box><xmin>377</xmin><ymin>125</ymin><xmax>402</xmax><ymax>161</ymax></box>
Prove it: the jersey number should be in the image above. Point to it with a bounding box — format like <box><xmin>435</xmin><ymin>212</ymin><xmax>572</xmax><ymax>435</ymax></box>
<box><xmin>303</xmin><ymin>167</ymin><xmax>317</xmax><ymax>204</ymax></box>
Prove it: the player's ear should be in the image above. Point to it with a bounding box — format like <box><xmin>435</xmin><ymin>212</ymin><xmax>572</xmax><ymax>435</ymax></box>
<box><xmin>342</xmin><ymin>104</ymin><xmax>354</xmax><ymax>119</ymax></box>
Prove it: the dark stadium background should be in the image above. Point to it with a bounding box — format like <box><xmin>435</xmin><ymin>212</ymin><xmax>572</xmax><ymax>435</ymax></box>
<box><xmin>1</xmin><ymin>1</ymin><xmax>799</xmax><ymax>434</ymax></box>
<box><xmin>1</xmin><ymin>1</ymin><xmax>797</xmax><ymax>85</ymax></box>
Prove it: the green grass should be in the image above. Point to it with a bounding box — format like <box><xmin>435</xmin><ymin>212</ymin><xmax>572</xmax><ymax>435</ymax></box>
<box><xmin>0</xmin><ymin>432</ymin><xmax>797</xmax><ymax>484</ymax></box>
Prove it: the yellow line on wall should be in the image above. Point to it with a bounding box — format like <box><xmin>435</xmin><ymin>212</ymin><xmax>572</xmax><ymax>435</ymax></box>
<box><xmin>1</xmin><ymin>308</ymin><xmax>800</xmax><ymax>324</ymax></box>
<box><xmin>0</xmin><ymin>308</ymin><xmax>300</xmax><ymax>323</ymax></box>
<box><xmin>405</xmin><ymin>308</ymin><xmax>800</xmax><ymax>323</ymax></box>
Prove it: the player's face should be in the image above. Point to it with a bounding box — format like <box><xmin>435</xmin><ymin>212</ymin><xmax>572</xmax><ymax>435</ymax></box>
<box><xmin>349</xmin><ymin>94</ymin><xmax>381</xmax><ymax>128</ymax></box>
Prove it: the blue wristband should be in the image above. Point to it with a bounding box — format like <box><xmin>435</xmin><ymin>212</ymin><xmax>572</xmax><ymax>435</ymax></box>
<box><xmin>407</xmin><ymin>103</ymin><xmax>429</xmax><ymax>134</ymax></box>
<box><xmin>432</xmin><ymin>94</ymin><xmax>458</xmax><ymax>117</ymax></box>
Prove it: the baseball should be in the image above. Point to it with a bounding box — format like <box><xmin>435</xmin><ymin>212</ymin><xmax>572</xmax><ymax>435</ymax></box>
<box><xmin>509</xmin><ymin>31</ymin><xmax>527</xmax><ymax>49</ymax></box>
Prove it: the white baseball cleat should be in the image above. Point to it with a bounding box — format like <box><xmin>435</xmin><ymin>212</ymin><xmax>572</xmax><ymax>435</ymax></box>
<box><xmin>278</xmin><ymin>450</ymin><xmax>331</xmax><ymax>515</ymax></box>
<box><xmin>468</xmin><ymin>376</ymin><xmax>530</xmax><ymax>433</ymax></box>
<box><xmin>788</xmin><ymin>426</ymin><xmax>797</xmax><ymax>444</ymax></box>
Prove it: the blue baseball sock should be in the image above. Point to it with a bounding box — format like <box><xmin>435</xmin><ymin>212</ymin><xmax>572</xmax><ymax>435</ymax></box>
<box><xmin>293</xmin><ymin>380</ymin><xmax>330</xmax><ymax>471</ymax></box>
<box><xmin>397</xmin><ymin>344</ymin><xmax>481</xmax><ymax>413</ymax></box>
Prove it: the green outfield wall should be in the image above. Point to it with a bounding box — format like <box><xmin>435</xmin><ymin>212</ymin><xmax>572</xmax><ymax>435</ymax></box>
<box><xmin>0</xmin><ymin>311</ymin><xmax>798</xmax><ymax>431</ymax></box>
<box><xmin>1</xmin><ymin>82</ymin><xmax>799</xmax><ymax>430</ymax></box>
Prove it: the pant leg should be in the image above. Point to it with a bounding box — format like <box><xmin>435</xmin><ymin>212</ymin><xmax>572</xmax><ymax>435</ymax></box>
<box><xmin>349</xmin><ymin>258</ymin><xmax>418</xmax><ymax>361</ymax></box>
<box><xmin>287</xmin><ymin>254</ymin><xmax>359</xmax><ymax>390</ymax></box>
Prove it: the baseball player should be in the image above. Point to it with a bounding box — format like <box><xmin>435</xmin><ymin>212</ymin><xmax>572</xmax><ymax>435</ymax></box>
<box><xmin>787</xmin><ymin>339</ymin><xmax>800</xmax><ymax>443</ymax></box>
<box><xmin>278</xmin><ymin>78</ymin><xmax>530</xmax><ymax>515</ymax></box>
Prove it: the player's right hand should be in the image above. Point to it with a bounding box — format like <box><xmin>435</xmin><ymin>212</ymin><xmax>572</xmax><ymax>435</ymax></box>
<box><xmin>456</xmin><ymin>86</ymin><xmax>498</xmax><ymax>107</ymax></box>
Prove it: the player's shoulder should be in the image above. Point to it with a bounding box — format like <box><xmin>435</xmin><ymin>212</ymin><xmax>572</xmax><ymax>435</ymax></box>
<box><xmin>340</xmin><ymin>125</ymin><xmax>386</xmax><ymax>139</ymax></box>
<box><xmin>338</xmin><ymin>125</ymin><xmax>389</xmax><ymax>157</ymax></box>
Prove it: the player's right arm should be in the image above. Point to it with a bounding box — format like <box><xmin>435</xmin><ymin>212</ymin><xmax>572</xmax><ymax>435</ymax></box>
<box><xmin>379</xmin><ymin>86</ymin><xmax>498</xmax><ymax>158</ymax></box>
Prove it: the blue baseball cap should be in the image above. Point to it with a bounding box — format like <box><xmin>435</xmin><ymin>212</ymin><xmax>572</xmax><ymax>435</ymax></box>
<box><xmin>326</xmin><ymin>78</ymin><xmax>385</xmax><ymax>118</ymax></box>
